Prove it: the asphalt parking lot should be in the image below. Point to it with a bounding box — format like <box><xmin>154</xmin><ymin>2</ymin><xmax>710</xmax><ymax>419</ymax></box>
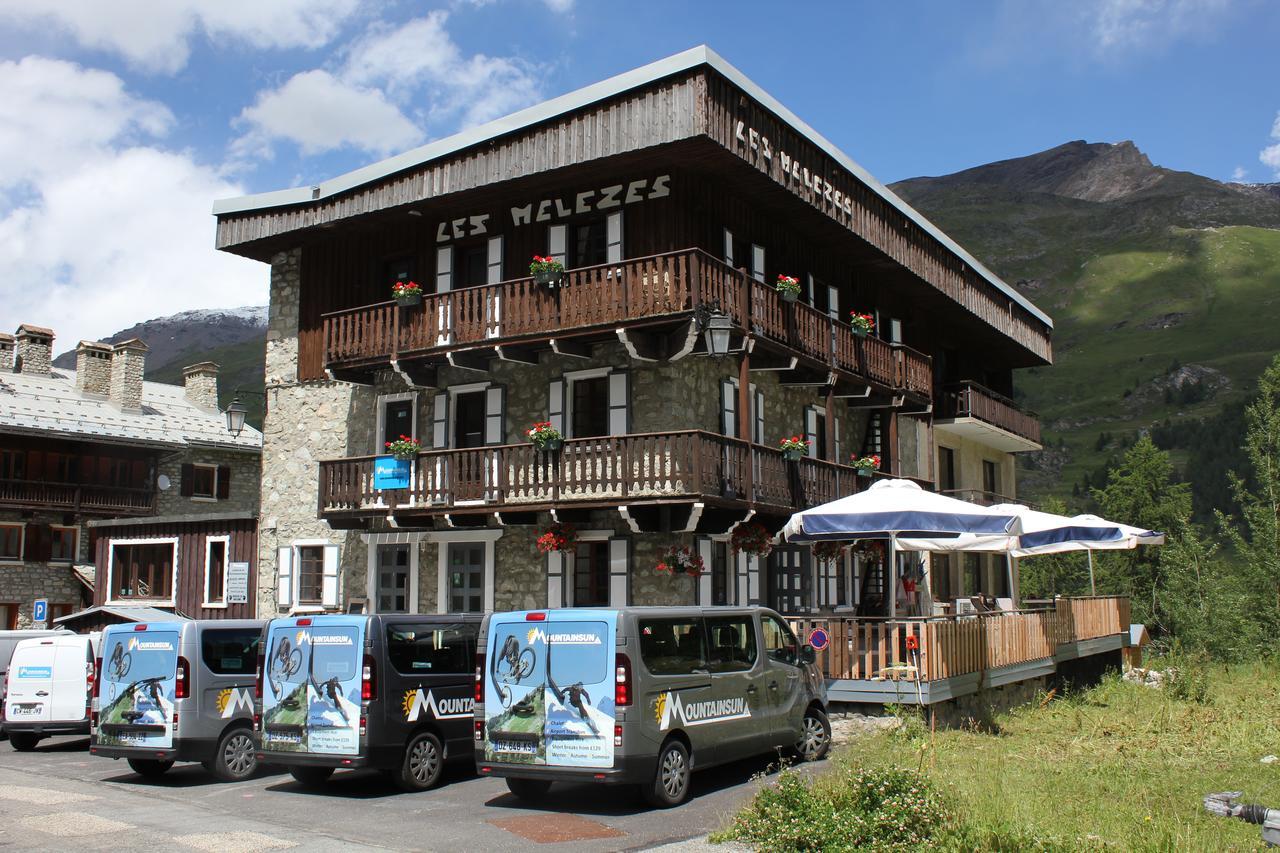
<box><xmin>0</xmin><ymin>735</ymin><xmax>814</xmax><ymax>851</ymax></box>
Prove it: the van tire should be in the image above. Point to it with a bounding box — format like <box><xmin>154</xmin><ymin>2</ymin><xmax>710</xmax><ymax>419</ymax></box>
<box><xmin>8</xmin><ymin>732</ymin><xmax>40</xmax><ymax>752</ymax></box>
<box><xmin>289</xmin><ymin>765</ymin><xmax>334</xmax><ymax>786</ymax></box>
<box><xmin>128</xmin><ymin>758</ymin><xmax>174</xmax><ymax>778</ymax></box>
<box><xmin>793</xmin><ymin>706</ymin><xmax>831</xmax><ymax>762</ymax></box>
<box><xmin>644</xmin><ymin>739</ymin><xmax>691</xmax><ymax>807</ymax></box>
<box><xmin>395</xmin><ymin>732</ymin><xmax>444</xmax><ymax>792</ymax></box>
<box><xmin>505</xmin><ymin>778</ymin><xmax>552</xmax><ymax>801</ymax></box>
<box><xmin>210</xmin><ymin>727</ymin><xmax>257</xmax><ymax>782</ymax></box>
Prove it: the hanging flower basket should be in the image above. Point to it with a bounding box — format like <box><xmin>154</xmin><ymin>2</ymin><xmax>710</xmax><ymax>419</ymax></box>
<box><xmin>776</xmin><ymin>274</ymin><xmax>801</xmax><ymax>303</ymax></box>
<box><xmin>527</xmin><ymin>421</ymin><xmax>564</xmax><ymax>452</ymax></box>
<box><xmin>384</xmin><ymin>435</ymin><xmax>421</xmax><ymax>461</ymax></box>
<box><xmin>853</xmin><ymin>540</ymin><xmax>884</xmax><ymax>562</ymax></box>
<box><xmin>730</xmin><ymin>522</ymin><xmax>774</xmax><ymax>558</ymax></box>
<box><xmin>530</xmin><ymin>255</ymin><xmax>564</xmax><ymax>288</ymax></box>
<box><xmin>392</xmin><ymin>280</ymin><xmax>423</xmax><ymax>306</ymax></box>
<box><xmin>850</xmin><ymin>453</ymin><xmax>880</xmax><ymax>477</ymax></box>
<box><xmin>849</xmin><ymin>312</ymin><xmax>875</xmax><ymax>337</ymax></box>
<box><xmin>811</xmin><ymin>540</ymin><xmax>846</xmax><ymax>566</ymax></box>
<box><xmin>778</xmin><ymin>435</ymin><xmax>810</xmax><ymax>462</ymax></box>
<box><xmin>536</xmin><ymin>522</ymin><xmax>577</xmax><ymax>554</ymax></box>
<box><xmin>655</xmin><ymin>545</ymin><xmax>705</xmax><ymax>578</ymax></box>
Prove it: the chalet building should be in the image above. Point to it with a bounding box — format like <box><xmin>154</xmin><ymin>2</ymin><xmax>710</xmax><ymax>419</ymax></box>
<box><xmin>212</xmin><ymin>47</ymin><xmax>1051</xmax><ymax>623</ymax></box>
<box><xmin>0</xmin><ymin>325</ymin><xmax>262</xmax><ymax>629</ymax></box>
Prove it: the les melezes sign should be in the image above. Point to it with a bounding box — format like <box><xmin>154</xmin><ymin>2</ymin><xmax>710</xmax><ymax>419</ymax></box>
<box><xmin>436</xmin><ymin>174</ymin><xmax>670</xmax><ymax>242</ymax></box>
<box><xmin>732</xmin><ymin>120</ymin><xmax>857</xmax><ymax>228</ymax></box>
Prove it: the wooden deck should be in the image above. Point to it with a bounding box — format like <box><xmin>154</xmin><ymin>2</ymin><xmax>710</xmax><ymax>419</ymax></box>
<box><xmin>937</xmin><ymin>380</ymin><xmax>1041</xmax><ymax>446</ymax></box>
<box><xmin>788</xmin><ymin>596</ymin><xmax>1129</xmax><ymax>704</ymax></box>
<box><xmin>0</xmin><ymin>478</ymin><xmax>155</xmax><ymax>516</ymax></box>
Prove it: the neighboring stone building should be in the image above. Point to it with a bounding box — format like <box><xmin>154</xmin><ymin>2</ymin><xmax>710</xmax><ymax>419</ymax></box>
<box><xmin>213</xmin><ymin>47</ymin><xmax>1050</xmax><ymax>621</ymax></box>
<box><xmin>0</xmin><ymin>326</ymin><xmax>263</xmax><ymax>628</ymax></box>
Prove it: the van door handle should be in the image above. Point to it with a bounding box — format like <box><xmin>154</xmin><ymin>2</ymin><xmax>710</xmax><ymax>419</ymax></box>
<box><xmin>746</xmin><ymin>684</ymin><xmax>758</xmax><ymax>694</ymax></box>
<box><xmin>768</xmin><ymin>681</ymin><xmax>778</xmax><ymax>691</ymax></box>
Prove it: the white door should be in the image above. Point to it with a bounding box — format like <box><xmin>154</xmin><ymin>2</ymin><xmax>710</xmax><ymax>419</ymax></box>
<box><xmin>51</xmin><ymin>639</ymin><xmax>90</xmax><ymax>722</ymax></box>
<box><xmin>4</xmin><ymin>640</ymin><xmax>56</xmax><ymax>722</ymax></box>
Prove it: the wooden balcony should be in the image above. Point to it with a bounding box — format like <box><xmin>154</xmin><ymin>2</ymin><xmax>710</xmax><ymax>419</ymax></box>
<box><xmin>935</xmin><ymin>381</ymin><xmax>1041</xmax><ymax>451</ymax></box>
<box><xmin>318</xmin><ymin>430</ymin><xmax>891</xmax><ymax>528</ymax></box>
<box><xmin>0</xmin><ymin>478</ymin><xmax>155</xmax><ymax>516</ymax></box>
<box><xmin>788</xmin><ymin>595</ymin><xmax>1130</xmax><ymax>704</ymax></box>
<box><xmin>322</xmin><ymin>248</ymin><xmax>931</xmax><ymax>400</ymax></box>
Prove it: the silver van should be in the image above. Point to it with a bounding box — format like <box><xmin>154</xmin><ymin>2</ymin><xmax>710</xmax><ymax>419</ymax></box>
<box><xmin>475</xmin><ymin>606</ymin><xmax>830</xmax><ymax>807</ymax></box>
<box><xmin>0</xmin><ymin>629</ymin><xmax>66</xmax><ymax>740</ymax></box>
<box><xmin>91</xmin><ymin>619</ymin><xmax>264</xmax><ymax>781</ymax></box>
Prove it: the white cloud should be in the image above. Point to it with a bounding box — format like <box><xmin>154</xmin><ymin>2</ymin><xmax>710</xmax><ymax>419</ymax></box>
<box><xmin>1088</xmin><ymin>0</ymin><xmax>1231</xmax><ymax>55</ymax></box>
<box><xmin>234</xmin><ymin>10</ymin><xmax>545</xmax><ymax>160</ymax></box>
<box><xmin>1231</xmin><ymin>166</ymin><xmax>1247</xmax><ymax>181</ymax></box>
<box><xmin>0</xmin><ymin>57</ymin><xmax>263</xmax><ymax>350</ymax></box>
<box><xmin>1261</xmin><ymin>111</ymin><xmax>1280</xmax><ymax>179</ymax></box>
<box><xmin>0</xmin><ymin>0</ymin><xmax>361</xmax><ymax>73</ymax></box>
<box><xmin>542</xmin><ymin>0</ymin><xmax>575</xmax><ymax>12</ymax></box>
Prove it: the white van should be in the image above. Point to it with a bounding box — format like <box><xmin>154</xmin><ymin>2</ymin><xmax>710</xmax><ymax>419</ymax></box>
<box><xmin>3</xmin><ymin>632</ymin><xmax>100</xmax><ymax>751</ymax></box>
<box><xmin>0</xmin><ymin>629</ymin><xmax>65</xmax><ymax>740</ymax></box>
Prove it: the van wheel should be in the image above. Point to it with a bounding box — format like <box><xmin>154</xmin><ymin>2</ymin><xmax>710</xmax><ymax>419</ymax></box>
<box><xmin>506</xmin><ymin>778</ymin><xmax>552</xmax><ymax>801</ymax></box>
<box><xmin>210</xmin><ymin>728</ymin><xmax>257</xmax><ymax>782</ymax></box>
<box><xmin>644</xmin><ymin>739</ymin><xmax>691</xmax><ymax>807</ymax></box>
<box><xmin>395</xmin><ymin>732</ymin><xmax>444</xmax><ymax>792</ymax></box>
<box><xmin>793</xmin><ymin>707</ymin><xmax>832</xmax><ymax>762</ymax></box>
<box><xmin>8</xmin><ymin>732</ymin><xmax>40</xmax><ymax>752</ymax></box>
<box><xmin>128</xmin><ymin>758</ymin><xmax>174</xmax><ymax>778</ymax></box>
<box><xmin>289</xmin><ymin>766</ymin><xmax>334</xmax><ymax>787</ymax></box>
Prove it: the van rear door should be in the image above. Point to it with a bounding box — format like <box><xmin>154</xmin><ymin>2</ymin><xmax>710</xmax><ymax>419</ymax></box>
<box><xmin>51</xmin><ymin>639</ymin><xmax>90</xmax><ymax>722</ymax></box>
<box><xmin>4</xmin><ymin>641</ymin><xmax>56</xmax><ymax>723</ymax></box>
<box><xmin>98</xmin><ymin>626</ymin><xmax>180</xmax><ymax>747</ymax></box>
<box><xmin>261</xmin><ymin>617</ymin><xmax>364</xmax><ymax>757</ymax></box>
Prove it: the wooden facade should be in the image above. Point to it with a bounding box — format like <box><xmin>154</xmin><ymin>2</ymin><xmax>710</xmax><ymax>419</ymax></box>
<box><xmin>0</xmin><ymin>434</ymin><xmax>155</xmax><ymax>516</ymax></box>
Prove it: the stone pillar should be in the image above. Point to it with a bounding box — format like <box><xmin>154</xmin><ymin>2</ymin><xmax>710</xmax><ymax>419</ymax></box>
<box><xmin>14</xmin><ymin>324</ymin><xmax>54</xmax><ymax>376</ymax></box>
<box><xmin>0</xmin><ymin>333</ymin><xmax>13</xmax><ymax>372</ymax></box>
<box><xmin>75</xmin><ymin>341</ymin><xmax>112</xmax><ymax>396</ymax></box>
<box><xmin>182</xmin><ymin>361</ymin><xmax>220</xmax><ymax>410</ymax></box>
<box><xmin>109</xmin><ymin>338</ymin><xmax>148</xmax><ymax>411</ymax></box>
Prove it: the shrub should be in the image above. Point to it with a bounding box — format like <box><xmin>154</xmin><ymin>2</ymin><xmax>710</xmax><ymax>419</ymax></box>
<box><xmin>719</xmin><ymin>765</ymin><xmax>957</xmax><ymax>851</ymax></box>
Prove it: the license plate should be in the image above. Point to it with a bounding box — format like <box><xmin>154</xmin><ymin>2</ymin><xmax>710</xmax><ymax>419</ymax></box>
<box><xmin>265</xmin><ymin>732</ymin><xmax>302</xmax><ymax>744</ymax></box>
<box><xmin>9</xmin><ymin>703</ymin><xmax>42</xmax><ymax>717</ymax></box>
<box><xmin>118</xmin><ymin>731</ymin><xmax>146</xmax><ymax>744</ymax></box>
<box><xmin>492</xmin><ymin>739</ymin><xmax>537</xmax><ymax>755</ymax></box>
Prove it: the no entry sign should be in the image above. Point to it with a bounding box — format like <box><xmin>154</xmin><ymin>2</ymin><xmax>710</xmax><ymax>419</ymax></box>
<box><xmin>807</xmin><ymin>627</ymin><xmax>830</xmax><ymax>652</ymax></box>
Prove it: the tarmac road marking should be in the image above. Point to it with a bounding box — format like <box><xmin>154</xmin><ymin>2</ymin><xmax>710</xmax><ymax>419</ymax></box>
<box><xmin>0</xmin><ymin>784</ymin><xmax>98</xmax><ymax>805</ymax></box>
<box><xmin>177</xmin><ymin>831</ymin><xmax>299</xmax><ymax>852</ymax></box>
<box><xmin>20</xmin><ymin>812</ymin><xmax>133</xmax><ymax>836</ymax></box>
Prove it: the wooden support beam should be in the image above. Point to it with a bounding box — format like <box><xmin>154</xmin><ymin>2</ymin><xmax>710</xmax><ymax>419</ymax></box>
<box><xmin>550</xmin><ymin>338</ymin><xmax>592</xmax><ymax>359</ymax></box>
<box><xmin>494</xmin><ymin>344</ymin><xmax>540</xmax><ymax>365</ymax></box>
<box><xmin>747</xmin><ymin>351</ymin><xmax>798</xmax><ymax>372</ymax></box>
<box><xmin>615</xmin><ymin>328</ymin><xmax>661</xmax><ymax>362</ymax></box>
<box><xmin>392</xmin><ymin>360</ymin><xmax>438</xmax><ymax>389</ymax></box>
<box><xmin>447</xmin><ymin>349</ymin><xmax>491</xmax><ymax>372</ymax></box>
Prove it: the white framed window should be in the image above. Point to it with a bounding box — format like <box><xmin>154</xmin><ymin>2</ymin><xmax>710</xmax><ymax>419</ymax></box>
<box><xmin>0</xmin><ymin>522</ymin><xmax>25</xmax><ymax>563</ymax></box>
<box><xmin>549</xmin><ymin>367</ymin><xmax>628</xmax><ymax>439</ymax></box>
<box><xmin>546</xmin><ymin>530</ymin><xmax>628</xmax><ymax>608</ymax></box>
<box><xmin>427</xmin><ymin>529</ymin><xmax>503</xmax><ymax>614</ymax></box>
<box><xmin>203</xmin><ymin>535</ymin><xmax>230</xmax><ymax>607</ymax></box>
<box><xmin>376</xmin><ymin>392</ymin><xmax>418</xmax><ymax>455</ymax></box>
<box><xmin>49</xmin><ymin>525</ymin><xmax>77</xmax><ymax>563</ymax></box>
<box><xmin>190</xmin><ymin>463</ymin><xmax>218</xmax><ymax>500</ymax></box>
<box><xmin>276</xmin><ymin>540</ymin><xmax>340</xmax><ymax>612</ymax></box>
<box><xmin>361</xmin><ymin>531</ymin><xmax>427</xmax><ymax>614</ymax></box>
<box><xmin>107</xmin><ymin>536</ymin><xmax>179</xmax><ymax>605</ymax></box>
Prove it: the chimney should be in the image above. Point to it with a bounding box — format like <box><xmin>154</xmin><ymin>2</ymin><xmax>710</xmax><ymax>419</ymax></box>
<box><xmin>0</xmin><ymin>333</ymin><xmax>13</xmax><ymax>372</ymax></box>
<box><xmin>14</xmin><ymin>324</ymin><xmax>54</xmax><ymax>376</ymax></box>
<box><xmin>75</xmin><ymin>341</ymin><xmax>112</xmax><ymax>396</ymax></box>
<box><xmin>109</xmin><ymin>338</ymin><xmax>148</xmax><ymax>411</ymax></box>
<box><xmin>182</xmin><ymin>361</ymin><xmax>220</xmax><ymax>410</ymax></box>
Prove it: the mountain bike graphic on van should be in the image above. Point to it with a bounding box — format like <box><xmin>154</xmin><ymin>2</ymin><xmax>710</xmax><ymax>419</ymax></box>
<box><xmin>266</xmin><ymin>634</ymin><xmax>303</xmax><ymax>699</ymax></box>
<box><xmin>107</xmin><ymin>642</ymin><xmax>132</xmax><ymax>680</ymax></box>
<box><xmin>490</xmin><ymin>633</ymin><xmax>536</xmax><ymax>709</ymax></box>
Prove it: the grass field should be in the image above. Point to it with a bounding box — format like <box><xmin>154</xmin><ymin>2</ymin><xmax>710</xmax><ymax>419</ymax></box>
<box><xmin>721</xmin><ymin>660</ymin><xmax>1280</xmax><ymax>850</ymax></box>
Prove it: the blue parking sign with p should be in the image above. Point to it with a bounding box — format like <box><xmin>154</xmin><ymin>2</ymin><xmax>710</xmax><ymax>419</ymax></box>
<box><xmin>32</xmin><ymin>598</ymin><xmax>47</xmax><ymax>624</ymax></box>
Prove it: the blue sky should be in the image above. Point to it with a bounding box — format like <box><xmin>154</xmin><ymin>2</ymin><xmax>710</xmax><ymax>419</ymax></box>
<box><xmin>0</xmin><ymin>0</ymin><xmax>1277</xmax><ymax>350</ymax></box>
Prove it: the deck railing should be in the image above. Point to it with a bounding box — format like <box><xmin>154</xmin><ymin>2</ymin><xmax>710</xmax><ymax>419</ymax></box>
<box><xmin>318</xmin><ymin>430</ymin><xmax>889</xmax><ymax>516</ymax></box>
<box><xmin>787</xmin><ymin>596</ymin><xmax>1128</xmax><ymax>684</ymax></box>
<box><xmin>322</xmin><ymin>248</ymin><xmax>931</xmax><ymax>397</ymax></box>
<box><xmin>938</xmin><ymin>381</ymin><xmax>1041</xmax><ymax>445</ymax></box>
<box><xmin>0</xmin><ymin>478</ymin><xmax>155</xmax><ymax>515</ymax></box>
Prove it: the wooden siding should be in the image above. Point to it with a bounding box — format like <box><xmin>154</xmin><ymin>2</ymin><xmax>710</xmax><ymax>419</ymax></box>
<box><xmin>92</xmin><ymin>518</ymin><xmax>258</xmax><ymax>620</ymax></box>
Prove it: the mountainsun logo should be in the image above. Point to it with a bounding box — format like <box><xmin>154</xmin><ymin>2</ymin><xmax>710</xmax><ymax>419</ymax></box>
<box><xmin>655</xmin><ymin>690</ymin><xmax>750</xmax><ymax>730</ymax></box>
<box><xmin>216</xmin><ymin>687</ymin><xmax>254</xmax><ymax>718</ymax></box>
<box><xmin>128</xmin><ymin>637</ymin><xmax>173</xmax><ymax>652</ymax></box>
<box><xmin>525</xmin><ymin>627</ymin><xmax>600</xmax><ymax>646</ymax></box>
<box><xmin>402</xmin><ymin>689</ymin><xmax>474</xmax><ymax>721</ymax></box>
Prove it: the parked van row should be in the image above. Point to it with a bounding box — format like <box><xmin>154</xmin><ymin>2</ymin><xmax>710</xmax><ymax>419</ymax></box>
<box><xmin>1</xmin><ymin>606</ymin><xmax>829</xmax><ymax>808</ymax></box>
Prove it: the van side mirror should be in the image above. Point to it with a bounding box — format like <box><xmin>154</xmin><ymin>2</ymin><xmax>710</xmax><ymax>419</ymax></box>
<box><xmin>800</xmin><ymin>644</ymin><xmax>816</xmax><ymax>665</ymax></box>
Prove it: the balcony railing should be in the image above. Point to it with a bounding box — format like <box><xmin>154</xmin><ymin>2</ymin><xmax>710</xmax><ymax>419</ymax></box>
<box><xmin>0</xmin><ymin>479</ymin><xmax>155</xmax><ymax>515</ymax></box>
<box><xmin>318</xmin><ymin>430</ymin><xmax>891</xmax><ymax>517</ymax></box>
<box><xmin>787</xmin><ymin>595</ymin><xmax>1129</xmax><ymax>683</ymax></box>
<box><xmin>938</xmin><ymin>381</ymin><xmax>1041</xmax><ymax>445</ymax></box>
<box><xmin>938</xmin><ymin>488</ymin><xmax>1022</xmax><ymax>508</ymax></box>
<box><xmin>322</xmin><ymin>248</ymin><xmax>931</xmax><ymax>398</ymax></box>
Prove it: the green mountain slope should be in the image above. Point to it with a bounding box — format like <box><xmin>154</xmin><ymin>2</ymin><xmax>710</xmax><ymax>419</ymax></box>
<box><xmin>891</xmin><ymin>141</ymin><xmax>1280</xmax><ymax>506</ymax></box>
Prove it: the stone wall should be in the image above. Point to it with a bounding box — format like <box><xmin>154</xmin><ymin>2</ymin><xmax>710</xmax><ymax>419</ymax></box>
<box><xmin>155</xmin><ymin>446</ymin><xmax>261</xmax><ymax>516</ymax></box>
<box><xmin>0</xmin><ymin>510</ymin><xmax>91</xmax><ymax>627</ymax></box>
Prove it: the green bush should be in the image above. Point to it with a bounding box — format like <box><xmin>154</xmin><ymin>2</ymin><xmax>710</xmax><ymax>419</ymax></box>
<box><xmin>717</xmin><ymin>766</ymin><xmax>957</xmax><ymax>851</ymax></box>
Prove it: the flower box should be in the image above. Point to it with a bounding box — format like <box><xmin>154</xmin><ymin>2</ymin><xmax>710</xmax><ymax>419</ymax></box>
<box><xmin>776</xmin><ymin>274</ymin><xmax>801</xmax><ymax>303</ymax></box>
<box><xmin>530</xmin><ymin>256</ymin><xmax>564</xmax><ymax>288</ymax></box>
<box><xmin>392</xmin><ymin>280</ymin><xmax>423</xmax><ymax>306</ymax></box>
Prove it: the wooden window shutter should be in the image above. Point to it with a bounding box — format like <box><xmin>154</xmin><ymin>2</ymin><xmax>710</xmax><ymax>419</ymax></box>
<box><xmin>608</xmin><ymin>537</ymin><xmax>630</xmax><ymax>607</ymax></box>
<box><xmin>277</xmin><ymin>546</ymin><xmax>293</xmax><ymax>608</ymax></box>
<box><xmin>548</xmin><ymin>379</ymin><xmax>564</xmax><ymax>434</ymax></box>
<box><xmin>805</xmin><ymin>273</ymin><xmax>815</xmax><ymax>306</ymax></box>
<box><xmin>432</xmin><ymin>393</ymin><xmax>449</xmax><ymax>449</ymax></box>
<box><xmin>216</xmin><ymin>465</ymin><xmax>231</xmax><ymax>500</ymax></box>
<box><xmin>606</xmin><ymin>211</ymin><xmax>623</xmax><ymax>264</ymax></box>
<box><xmin>834</xmin><ymin>414</ymin><xmax>842</xmax><ymax>463</ymax></box>
<box><xmin>548</xmin><ymin>224</ymin><xmax>567</xmax><ymax>266</ymax></box>
<box><xmin>546</xmin><ymin>550</ymin><xmax>564</xmax><ymax>609</ymax></box>
<box><xmin>751</xmin><ymin>244</ymin><xmax>765</xmax><ymax>283</ymax></box>
<box><xmin>723</xmin><ymin>228</ymin><xmax>734</xmax><ymax>266</ymax></box>
<box><xmin>484</xmin><ymin>385</ymin><xmax>506</xmax><ymax>446</ymax></box>
<box><xmin>25</xmin><ymin>524</ymin><xmax>51</xmax><ymax>562</ymax></box>
<box><xmin>179</xmin><ymin>463</ymin><xmax>194</xmax><ymax>497</ymax></box>
<box><xmin>607</xmin><ymin>370</ymin><xmax>629</xmax><ymax>435</ymax></box>
<box><xmin>720</xmin><ymin>379</ymin><xmax>737</xmax><ymax>437</ymax></box>
<box><xmin>696</xmin><ymin>537</ymin><xmax>713</xmax><ymax>606</ymax></box>
<box><xmin>321</xmin><ymin>544</ymin><xmax>340</xmax><ymax>608</ymax></box>
<box><xmin>486</xmin><ymin>235</ymin><xmax>504</xmax><ymax>284</ymax></box>
<box><xmin>753</xmin><ymin>388</ymin><xmax>765</xmax><ymax>445</ymax></box>
<box><xmin>435</xmin><ymin>245</ymin><xmax>453</xmax><ymax>293</ymax></box>
<box><xmin>828</xmin><ymin>284</ymin><xmax>840</xmax><ymax>319</ymax></box>
<box><xmin>804</xmin><ymin>407</ymin><xmax>819</xmax><ymax>458</ymax></box>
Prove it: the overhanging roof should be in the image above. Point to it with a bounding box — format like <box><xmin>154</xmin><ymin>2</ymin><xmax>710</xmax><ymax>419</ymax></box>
<box><xmin>212</xmin><ymin>45</ymin><xmax>1051</xmax><ymax>329</ymax></box>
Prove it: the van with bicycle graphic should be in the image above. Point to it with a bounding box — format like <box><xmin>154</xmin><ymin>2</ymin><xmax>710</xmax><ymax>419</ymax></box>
<box><xmin>257</xmin><ymin>613</ymin><xmax>480</xmax><ymax>790</ymax></box>
<box><xmin>91</xmin><ymin>619</ymin><xmax>264</xmax><ymax>781</ymax></box>
<box><xmin>476</xmin><ymin>607</ymin><xmax>830</xmax><ymax>807</ymax></box>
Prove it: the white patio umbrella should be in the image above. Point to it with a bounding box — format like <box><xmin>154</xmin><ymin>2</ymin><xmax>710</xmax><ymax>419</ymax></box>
<box><xmin>782</xmin><ymin>479</ymin><xmax>1022</xmax><ymax>617</ymax></box>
